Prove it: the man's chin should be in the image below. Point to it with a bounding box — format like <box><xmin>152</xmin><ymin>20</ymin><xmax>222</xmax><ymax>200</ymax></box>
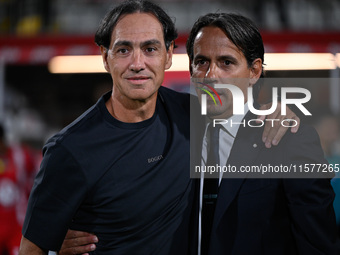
<box><xmin>207</xmin><ymin>105</ymin><xmax>224</xmax><ymax>114</ymax></box>
<box><xmin>207</xmin><ymin>107</ymin><xmax>232</xmax><ymax>119</ymax></box>
<box><xmin>128</xmin><ymin>90</ymin><xmax>158</xmax><ymax>102</ymax></box>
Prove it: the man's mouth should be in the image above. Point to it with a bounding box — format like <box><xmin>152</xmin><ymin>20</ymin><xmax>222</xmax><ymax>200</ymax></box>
<box><xmin>126</xmin><ymin>76</ymin><xmax>150</xmax><ymax>84</ymax></box>
<box><xmin>197</xmin><ymin>82</ymin><xmax>223</xmax><ymax>105</ymax></box>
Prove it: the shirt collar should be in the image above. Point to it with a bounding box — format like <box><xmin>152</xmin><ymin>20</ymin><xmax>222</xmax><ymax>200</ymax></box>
<box><xmin>220</xmin><ymin>103</ymin><xmax>249</xmax><ymax>138</ymax></box>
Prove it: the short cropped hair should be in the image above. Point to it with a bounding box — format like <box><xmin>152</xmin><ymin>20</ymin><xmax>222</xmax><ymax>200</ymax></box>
<box><xmin>95</xmin><ymin>0</ymin><xmax>177</xmax><ymax>50</ymax></box>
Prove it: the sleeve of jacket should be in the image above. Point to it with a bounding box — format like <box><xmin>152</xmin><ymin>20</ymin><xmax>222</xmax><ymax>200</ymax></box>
<box><xmin>283</xmin><ymin>124</ymin><xmax>340</xmax><ymax>255</ymax></box>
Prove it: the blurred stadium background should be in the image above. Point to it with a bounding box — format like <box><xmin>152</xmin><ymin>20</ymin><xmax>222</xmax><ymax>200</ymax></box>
<box><xmin>1</xmin><ymin>1</ymin><xmax>340</xmax><ymax>254</ymax></box>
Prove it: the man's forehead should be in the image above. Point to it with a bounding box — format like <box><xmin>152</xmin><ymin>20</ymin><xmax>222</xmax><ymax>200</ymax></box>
<box><xmin>194</xmin><ymin>30</ymin><xmax>204</xmax><ymax>41</ymax></box>
<box><xmin>193</xmin><ymin>26</ymin><xmax>241</xmax><ymax>56</ymax></box>
<box><xmin>112</xmin><ymin>13</ymin><xmax>164</xmax><ymax>40</ymax></box>
<box><xmin>193</xmin><ymin>26</ymin><xmax>228</xmax><ymax>44</ymax></box>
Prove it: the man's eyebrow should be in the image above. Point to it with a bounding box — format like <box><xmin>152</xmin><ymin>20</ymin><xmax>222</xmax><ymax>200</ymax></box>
<box><xmin>193</xmin><ymin>54</ymin><xmax>239</xmax><ymax>64</ymax></box>
<box><xmin>140</xmin><ymin>39</ymin><xmax>162</xmax><ymax>48</ymax></box>
<box><xmin>112</xmin><ymin>39</ymin><xmax>162</xmax><ymax>49</ymax></box>
<box><xmin>193</xmin><ymin>54</ymin><xmax>209</xmax><ymax>61</ymax></box>
<box><xmin>113</xmin><ymin>40</ymin><xmax>132</xmax><ymax>48</ymax></box>
<box><xmin>217</xmin><ymin>55</ymin><xmax>238</xmax><ymax>63</ymax></box>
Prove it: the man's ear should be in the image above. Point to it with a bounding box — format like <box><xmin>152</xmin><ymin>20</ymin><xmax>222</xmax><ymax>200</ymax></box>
<box><xmin>100</xmin><ymin>46</ymin><xmax>110</xmax><ymax>73</ymax></box>
<box><xmin>249</xmin><ymin>58</ymin><xmax>262</xmax><ymax>86</ymax></box>
<box><xmin>164</xmin><ymin>41</ymin><xmax>174</xmax><ymax>70</ymax></box>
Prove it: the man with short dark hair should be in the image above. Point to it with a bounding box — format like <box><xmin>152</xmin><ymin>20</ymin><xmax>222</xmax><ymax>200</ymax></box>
<box><xmin>188</xmin><ymin>12</ymin><xmax>339</xmax><ymax>255</ymax></box>
<box><xmin>19</xmin><ymin>1</ymin><xmax>194</xmax><ymax>254</ymax></box>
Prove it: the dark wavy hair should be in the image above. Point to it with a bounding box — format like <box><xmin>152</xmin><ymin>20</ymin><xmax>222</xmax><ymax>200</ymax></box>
<box><xmin>186</xmin><ymin>13</ymin><xmax>265</xmax><ymax>99</ymax></box>
<box><xmin>94</xmin><ymin>0</ymin><xmax>177</xmax><ymax>50</ymax></box>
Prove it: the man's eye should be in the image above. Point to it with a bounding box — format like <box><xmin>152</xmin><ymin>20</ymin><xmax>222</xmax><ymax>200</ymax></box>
<box><xmin>196</xmin><ymin>60</ymin><xmax>207</xmax><ymax>66</ymax></box>
<box><xmin>224</xmin><ymin>60</ymin><xmax>231</xmax><ymax>65</ymax></box>
<box><xmin>118</xmin><ymin>48</ymin><xmax>129</xmax><ymax>54</ymax></box>
<box><xmin>145</xmin><ymin>47</ymin><xmax>156</xmax><ymax>53</ymax></box>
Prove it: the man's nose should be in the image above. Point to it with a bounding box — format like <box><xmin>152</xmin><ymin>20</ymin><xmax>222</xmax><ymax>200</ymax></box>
<box><xmin>205</xmin><ymin>63</ymin><xmax>217</xmax><ymax>79</ymax></box>
<box><xmin>203</xmin><ymin>63</ymin><xmax>218</xmax><ymax>85</ymax></box>
<box><xmin>129</xmin><ymin>50</ymin><xmax>146</xmax><ymax>72</ymax></box>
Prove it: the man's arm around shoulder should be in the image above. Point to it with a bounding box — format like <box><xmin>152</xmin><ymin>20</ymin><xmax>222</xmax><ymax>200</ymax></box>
<box><xmin>19</xmin><ymin>236</ymin><xmax>48</xmax><ymax>255</ymax></box>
